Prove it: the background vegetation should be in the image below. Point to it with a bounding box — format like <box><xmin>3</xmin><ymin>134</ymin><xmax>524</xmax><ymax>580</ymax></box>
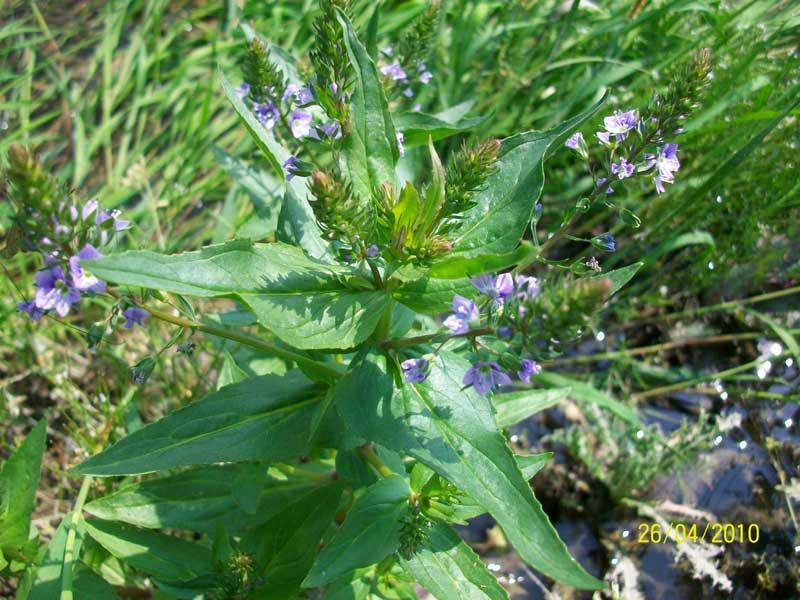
<box><xmin>2</xmin><ymin>0</ymin><xmax>798</xmax><ymax>597</ymax></box>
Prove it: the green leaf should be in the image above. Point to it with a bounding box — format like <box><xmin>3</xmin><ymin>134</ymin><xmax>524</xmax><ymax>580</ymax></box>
<box><xmin>84</xmin><ymin>464</ymin><xmax>333</xmax><ymax>534</ymax></box>
<box><xmin>516</xmin><ymin>452</ymin><xmax>552</xmax><ymax>480</ymax></box>
<box><xmin>277</xmin><ymin>184</ymin><xmax>333</xmax><ymax>262</ymax></box>
<box><xmin>241</xmin><ymin>482</ymin><xmax>343</xmax><ymax>598</ymax></box>
<box><xmin>84</xmin><ymin>519</ymin><xmax>213</xmax><ymax>582</ymax></box>
<box><xmin>217</xmin><ymin>352</ymin><xmax>249</xmax><ymax>389</ymax></box>
<box><xmin>394</xmin><ymin>111</ymin><xmax>489</xmax><ymax>148</ymax></box>
<box><xmin>322</xmin><ymin>569</ymin><xmax>372</xmax><ymax>600</ymax></box>
<box><xmin>337</xmin><ymin>9</ymin><xmax>398</xmax><ymax>200</ymax></box>
<box><xmin>535</xmin><ymin>371</ymin><xmax>641</xmax><ymax>427</ymax></box>
<box><xmin>746</xmin><ymin>308</ymin><xmax>800</xmax><ymax>366</ymax></box>
<box><xmin>399</xmin><ymin>522</ymin><xmax>508</xmax><ymax>600</ymax></box>
<box><xmin>84</xmin><ymin>241</ymin><xmax>388</xmax><ymax>350</ymax></box>
<box><xmin>588</xmin><ymin>262</ymin><xmax>643</xmax><ymax>296</ymax></box>
<box><xmin>220</xmin><ymin>71</ymin><xmax>287</xmax><ymax>179</ymax></box>
<box><xmin>73</xmin><ymin>565</ymin><xmax>119</xmax><ymax>600</ymax></box>
<box><xmin>450</xmin><ymin>94</ymin><xmax>607</xmax><ymax>258</ymax></box>
<box><xmin>336</xmin><ymin>351</ymin><xmax>602</xmax><ymax>590</ymax></box>
<box><xmin>0</xmin><ymin>419</ymin><xmax>46</xmax><ymax>550</ymax></box>
<box><xmin>492</xmin><ymin>388</ymin><xmax>570</xmax><ymax>428</ymax></box>
<box><xmin>211</xmin><ymin>146</ymin><xmax>282</xmax><ymax>240</ymax></box>
<box><xmin>303</xmin><ymin>475</ymin><xmax>411</xmax><ymax>588</ymax></box>
<box><xmin>27</xmin><ymin>517</ymin><xmax>85</xmax><ymax>600</ymax></box>
<box><xmin>429</xmin><ymin>242</ymin><xmax>535</xmax><ymax>279</ymax></box>
<box><xmin>644</xmin><ymin>230</ymin><xmax>715</xmax><ymax>265</ymax></box>
<box><xmin>74</xmin><ymin>371</ymin><xmax>323</xmax><ymax>476</ymax></box>
<box><xmin>393</xmin><ymin>276</ymin><xmax>475</xmax><ymax>315</ymax></box>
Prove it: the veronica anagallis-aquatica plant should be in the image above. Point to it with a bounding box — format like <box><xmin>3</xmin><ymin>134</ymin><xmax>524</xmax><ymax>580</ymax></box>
<box><xmin>3</xmin><ymin>0</ymin><xmax>712</xmax><ymax>597</ymax></box>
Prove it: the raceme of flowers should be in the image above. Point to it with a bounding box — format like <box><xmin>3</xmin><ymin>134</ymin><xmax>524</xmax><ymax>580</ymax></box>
<box><xmin>401</xmin><ymin>271</ymin><xmax>543</xmax><ymax>396</ymax></box>
<box><xmin>17</xmin><ymin>199</ymin><xmax>147</xmax><ymax>328</ymax></box>
<box><xmin>565</xmin><ymin>108</ymin><xmax>682</xmax><ymax>195</ymax></box>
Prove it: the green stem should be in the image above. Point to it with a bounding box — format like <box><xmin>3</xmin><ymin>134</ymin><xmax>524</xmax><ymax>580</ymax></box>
<box><xmin>274</xmin><ymin>463</ymin><xmax>337</xmax><ymax>483</ymax></box>
<box><xmin>631</xmin><ymin>351</ymin><xmax>789</xmax><ymax>401</ymax></box>
<box><xmin>358</xmin><ymin>444</ymin><xmax>393</xmax><ymax>478</ymax></box>
<box><xmin>144</xmin><ymin>305</ymin><xmax>343</xmax><ymax>381</ymax></box>
<box><xmin>616</xmin><ymin>285</ymin><xmax>800</xmax><ymax>330</ymax></box>
<box><xmin>381</xmin><ymin>326</ymin><xmax>495</xmax><ymax>350</ymax></box>
<box><xmin>548</xmin><ymin>330</ymin><xmax>800</xmax><ymax>365</ymax></box>
<box><xmin>61</xmin><ymin>476</ymin><xmax>93</xmax><ymax>600</ymax></box>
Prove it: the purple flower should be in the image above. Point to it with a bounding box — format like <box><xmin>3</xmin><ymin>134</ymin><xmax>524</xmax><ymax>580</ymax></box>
<box><xmin>470</xmin><ymin>273</ymin><xmax>514</xmax><ymax>303</ymax></box>
<box><xmin>419</xmin><ymin>71</ymin><xmax>433</xmax><ymax>84</ymax></box>
<box><xmin>514</xmin><ymin>275</ymin><xmax>539</xmax><ymax>301</ymax></box>
<box><xmin>463</xmin><ymin>362</ymin><xmax>511</xmax><ymax>395</ymax></box>
<box><xmin>318</xmin><ymin>120</ymin><xmax>341</xmax><ymax>139</ymax></box>
<box><xmin>283</xmin><ymin>155</ymin><xmax>301</xmax><ymax>181</ymax></box>
<box><xmin>401</xmin><ymin>357</ymin><xmax>428</xmax><ymax>383</ymax></box>
<box><xmin>443</xmin><ymin>295</ymin><xmax>479</xmax><ymax>334</ymax></box>
<box><xmin>380</xmin><ymin>62</ymin><xmax>407</xmax><ymax>81</ymax></box>
<box><xmin>396</xmin><ymin>131</ymin><xmax>405</xmax><ymax>157</ymax></box>
<box><xmin>253</xmin><ymin>102</ymin><xmax>280</xmax><ymax>129</ymax></box>
<box><xmin>281</xmin><ymin>83</ymin><xmax>298</xmax><ymax>103</ymax></box>
<box><xmin>18</xmin><ymin>300</ymin><xmax>45</xmax><ymax>321</ymax></box>
<box><xmin>34</xmin><ymin>266</ymin><xmax>80</xmax><ymax>317</ymax></box>
<box><xmin>596</xmin><ymin>131</ymin><xmax>612</xmax><ymax>145</ymax></box>
<box><xmin>597</xmin><ymin>233</ymin><xmax>616</xmax><ymax>252</ymax></box>
<box><xmin>68</xmin><ymin>244</ymin><xmax>106</xmax><ymax>293</ymax></box>
<box><xmin>497</xmin><ymin>326</ymin><xmax>513</xmax><ymax>339</ymax></box>
<box><xmin>236</xmin><ymin>82</ymin><xmax>250</xmax><ymax>99</ymax></box>
<box><xmin>122</xmin><ymin>307</ymin><xmax>150</xmax><ymax>329</ymax></box>
<box><xmin>381</xmin><ymin>46</ymin><xmax>393</xmax><ymax>57</ymax></box>
<box><xmin>611</xmin><ymin>156</ymin><xmax>635</xmax><ymax>179</ymax></box>
<box><xmin>603</xmin><ymin>109</ymin><xmax>638</xmax><ymax>140</ymax></box>
<box><xmin>82</xmin><ymin>199</ymin><xmax>99</xmax><ymax>221</ymax></box>
<box><xmin>518</xmin><ymin>358</ymin><xmax>541</xmax><ymax>383</ymax></box>
<box><xmin>367</xmin><ymin>244</ymin><xmax>379</xmax><ymax>258</ymax></box>
<box><xmin>402</xmin><ymin>87</ymin><xmax>414</xmax><ymax>98</ymax></box>
<box><xmin>289</xmin><ymin>109</ymin><xmax>312</xmax><ymax>138</ymax></box>
<box><xmin>412</xmin><ymin>103</ymin><xmax>422</xmax><ymax>113</ymax></box>
<box><xmin>295</xmin><ymin>86</ymin><xmax>315</xmax><ymax>105</ymax></box>
<box><xmin>596</xmin><ymin>177</ymin><xmax>614</xmax><ymax>194</ymax></box>
<box><xmin>565</xmin><ymin>132</ymin><xmax>584</xmax><ymax>150</ymax></box>
<box><xmin>96</xmin><ymin>208</ymin><xmax>130</xmax><ymax>231</ymax></box>
<box><xmin>653</xmin><ymin>143</ymin><xmax>680</xmax><ymax>193</ymax></box>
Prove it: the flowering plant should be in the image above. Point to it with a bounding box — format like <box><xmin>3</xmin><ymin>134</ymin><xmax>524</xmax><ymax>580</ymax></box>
<box><xmin>2</xmin><ymin>1</ymin><xmax>712</xmax><ymax>597</ymax></box>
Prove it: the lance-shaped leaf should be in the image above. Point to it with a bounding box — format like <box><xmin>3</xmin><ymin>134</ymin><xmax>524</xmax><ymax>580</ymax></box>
<box><xmin>303</xmin><ymin>475</ymin><xmax>411</xmax><ymax>587</ymax></box>
<box><xmin>241</xmin><ymin>481</ymin><xmax>343</xmax><ymax>598</ymax></box>
<box><xmin>221</xmin><ymin>73</ymin><xmax>332</xmax><ymax>261</ymax></box>
<box><xmin>26</xmin><ymin>516</ymin><xmax>85</xmax><ymax>600</ymax></box>
<box><xmin>428</xmin><ymin>241</ymin><xmax>535</xmax><ymax>279</ymax></box>
<box><xmin>84</xmin><ymin>519</ymin><xmax>213</xmax><ymax>582</ymax></box>
<box><xmin>492</xmin><ymin>387</ymin><xmax>570</xmax><ymax>428</ymax></box>
<box><xmin>335</xmin><ymin>350</ymin><xmax>602</xmax><ymax>590</ymax></box>
<box><xmin>212</xmin><ymin>146</ymin><xmax>282</xmax><ymax>240</ymax></box>
<box><xmin>74</xmin><ymin>371</ymin><xmax>323</xmax><ymax>476</ymax></box>
<box><xmin>84</xmin><ymin>241</ymin><xmax>388</xmax><ymax>350</ymax></box>
<box><xmin>587</xmin><ymin>262</ymin><xmax>643</xmax><ymax>296</ymax></box>
<box><xmin>277</xmin><ymin>183</ymin><xmax>333</xmax><ymax>262</ymax></box>
<box><xmin>84</xmin><ymin>463</ymin><xmax>335</xmax><ymax>533</ymax></box>
<box><xmin>535</xmin><ymin>371</ymin><xmax>641</xmax><ymax>427</ymax></box>
<box><xmin>393</xmin><ymin>275</ymin><xmax>475</xmax><ymax>315</ymax></box>
<box><xmin>0</xmin><ymin>418</ymin><xmax>46</xmax><ymax>550</ymax></box>
<box><xmin>450</xmin><ymin>94</ymin><xmax>607</xmax><ymax>258</ymax></box>
<box><xmin>394</xmin><ymin>110</ymin><xmax>489</xmax><ymax>148</ymax></box>
<box><xmin>337</xmin><ymin>9</ymin><xmax>398</xmax><ymax>200</ymax></box>
<box><xmin>399</xmin><ymin>522</ymin><xmax>509</xmax><ymax>600</ymax></box>
<box><xmin>221</xmin><ymin>72</ymin><xmax>288</xmax><ymax>180</ymax></box>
